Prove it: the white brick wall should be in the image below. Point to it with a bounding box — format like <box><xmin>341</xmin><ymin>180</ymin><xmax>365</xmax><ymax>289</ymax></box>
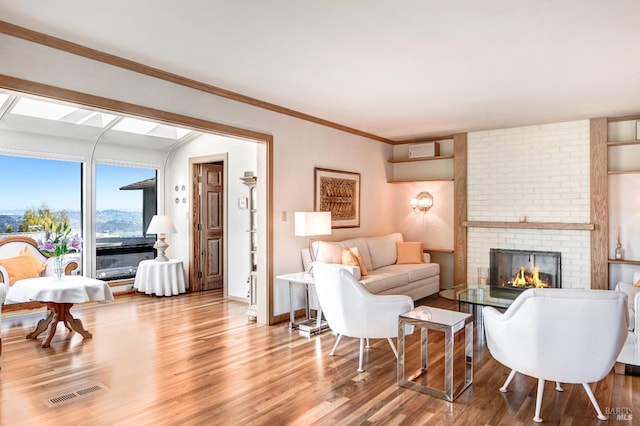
<box><xmin>467</xmin><ymin>120</ymin><xmax>591</xmax><ymax>289</ymax></box>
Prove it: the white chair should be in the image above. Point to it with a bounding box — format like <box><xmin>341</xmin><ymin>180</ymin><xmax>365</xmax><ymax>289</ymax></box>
<box><xmin>483</xmin><ymin>288</ymin><xmax>627</xmax><ymax>423</ymax></box>
<box><xmin>615</xmin><ymin>272</ymin><xmax>640</xmax><ymax>370</ymax></box>
<box><xmin>312</xmin><ymin>262</ymin><xmax>414</xmax><ymax>373</ymax></box>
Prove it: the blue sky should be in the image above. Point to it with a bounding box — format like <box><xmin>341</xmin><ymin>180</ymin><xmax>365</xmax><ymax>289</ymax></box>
<box><xmin>0</xmin><ymin>155</ymin><xmax>155</xmax><ymax>212</ymax></box>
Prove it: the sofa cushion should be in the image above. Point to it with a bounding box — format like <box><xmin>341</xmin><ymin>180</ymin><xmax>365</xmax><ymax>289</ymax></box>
<box><xmin>315</xmin><ymin>241</ymin><xmax>343</xmax><ymax>264</ymax></box>
<box><xmin>396</xmin><ymin>241</ymin><xmax>424</xmax><ymax>264</ymax></box>
<box><xmin>366</xmin><ymin>233</ymin><xmax>403</xmax><ymax>270</ymax></box>
<box><xmin>405</xmin><ymin>262</ymin><xmax>440</xmax><ymax>282</ymax></box>
<box><xmin>0</xmin><ymin>247</ymin><xmax>46</xmax><ymax>285</ymax></box>
<box><xmin>360</xmin><ymin>271</ymin><xmax>409</xmax><ymax>294</ymax></box>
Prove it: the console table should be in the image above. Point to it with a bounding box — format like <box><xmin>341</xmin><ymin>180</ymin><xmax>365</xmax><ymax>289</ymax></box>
<box><xmin>134</xmin><ymin>259</ymin><xmax>186</xmax><ymax>296</ymax></box>
<box><xmin>5</xmin><ymin>275</ymin><xmax>113</xmax><ymax>348</ymax></box>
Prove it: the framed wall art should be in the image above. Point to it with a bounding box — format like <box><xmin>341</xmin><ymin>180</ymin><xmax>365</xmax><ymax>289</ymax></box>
<box><xmin>314</xmin><ymin>167</ymin><xmax>360</xmax><ymax>228</ymax></box>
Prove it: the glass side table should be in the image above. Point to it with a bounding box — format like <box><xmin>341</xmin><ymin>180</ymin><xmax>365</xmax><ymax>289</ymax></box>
<box><xmin>440</xmin><ymin>283</ymin><xmax>515</xmax><ymax>317</ymax></box>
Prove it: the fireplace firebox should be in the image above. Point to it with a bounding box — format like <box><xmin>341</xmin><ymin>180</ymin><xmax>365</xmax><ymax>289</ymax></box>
<box><xmin>489</xmin><ymin>248</ymin><xmax>561</xmax><ymax>298</ymax></box>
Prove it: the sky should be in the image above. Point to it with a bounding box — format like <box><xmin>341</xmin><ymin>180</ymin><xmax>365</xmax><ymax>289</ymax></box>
<box><xmin>0</xmin><ymin>155</ymin><xmax>156</xmax><ymax>212</ymax></box>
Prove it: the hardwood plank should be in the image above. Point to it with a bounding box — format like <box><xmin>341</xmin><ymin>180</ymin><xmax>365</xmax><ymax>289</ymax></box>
<box><xmin>0</xmin><ymin>292</ymin><xmax>637</xmax><ymax>424</ymax></box>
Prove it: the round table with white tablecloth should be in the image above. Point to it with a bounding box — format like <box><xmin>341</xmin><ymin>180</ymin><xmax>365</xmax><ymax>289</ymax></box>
<box><xmin>5</xmin><ymin>275</ymin><xmax>114</xmax><ymax>348</ymax></box>
<box><xmin>133</xmin><ymin>259</ymin><xmax>186</xmax><ymax>296</ymax></box>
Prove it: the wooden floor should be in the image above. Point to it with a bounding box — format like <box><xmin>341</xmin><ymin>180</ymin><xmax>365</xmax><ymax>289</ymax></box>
<box><xmin>0</xmin><ymin>292</ymin><xmax>638</xmax><ymax>425</ymax></box>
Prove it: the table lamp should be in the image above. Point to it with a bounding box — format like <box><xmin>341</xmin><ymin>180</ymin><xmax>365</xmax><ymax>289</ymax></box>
<box><xmin>147</xmin><ymin>215</ymin><xmax>177</xmax><ymax>262</ymax></box>
<box><xmin>294</xmin><ymin>211</ymin><xmax>332</xmax><ymax>265</ymax></box>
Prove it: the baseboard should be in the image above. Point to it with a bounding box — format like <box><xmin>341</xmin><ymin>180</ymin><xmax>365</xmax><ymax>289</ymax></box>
<box><xmin>272</xmin><ymin>308</ymin><xmax>318</xmax><ymax>326</ymax></box>
<box><xmin>615</xmin><ymin>362</ymin><xmax>640</xmax><ymax>376</ymax></box>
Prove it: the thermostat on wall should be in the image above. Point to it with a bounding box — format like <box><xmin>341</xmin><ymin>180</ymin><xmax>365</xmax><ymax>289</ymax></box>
<box><xmin>408</xmin><ymin>142</ymin><xmax>440</xmax><ymax>158</ymax></box>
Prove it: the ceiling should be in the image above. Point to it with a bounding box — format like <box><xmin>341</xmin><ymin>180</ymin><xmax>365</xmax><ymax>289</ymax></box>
<box><xmin>1</xmin><ymin>1</ymin><xmax>639</xmax><ymax>141</ymax></box>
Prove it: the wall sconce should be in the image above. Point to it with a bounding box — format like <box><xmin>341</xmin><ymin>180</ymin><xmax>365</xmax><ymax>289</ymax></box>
<box><xmin>410</xmin><ymin>191</ymin><xmax>433</xmax><ymax>214</ymax></box>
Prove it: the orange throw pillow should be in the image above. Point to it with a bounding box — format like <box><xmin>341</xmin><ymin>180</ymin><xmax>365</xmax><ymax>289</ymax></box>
<box><xmin>20</xmin><ymin>246</ymin><xmax>47</xmax><ymax>274</ymax></box>
<box><xmin>396</xmin><ymin>241</ymin><xmax>424</xmax><ymax>264</ymax></box>
<box><xmin>341</xmin><ymin>247</ymin><xmax>368</xmax><ymax>276</ymax></box>
<box><xmin>349</xmin><ymin>246</ymin><xmax>368</xmax><ymax>276</ymax></box>
<box><xmin>0</xmin><ymin>248</ymin><xmax>46</xmax><ymax>285</ymax></box>
<box><xmin>341</xmin><ymin>248</ymin><xmax>359</xmax><ymax>266</ymax></box>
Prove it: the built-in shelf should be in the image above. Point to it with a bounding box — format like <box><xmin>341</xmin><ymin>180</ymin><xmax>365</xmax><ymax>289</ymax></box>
<box><xmin>608</xmin><ymin>259</ymin><xmax>640</xmax><ymax>265</ymax></box>
<box><xmin>424</xmin><ymin>248</ymin><xmax>454</xmax><ymax>253</ymax></box>
<box><xmin>388</xmin><ymin>178</ymin><xmax>455</xmax><ymax>183</ymax></box>
<box><xmin>463</xmin><ymin>221</ymin><xmax>595</xmax><ymax>231</ymax></box>
<box><xmin>388</xmin><ymin>155</ymin><xmax>454</xmax><ymax>163</ymax></box>
<box><xmin>608</xmin><ymin>169</ymin><xmax>640</xmax><ymax>175</ymax></box>
<box><xmin>607</xmin><ymin>140</ymin><xmax>640</xmax><ymax>147</ymax></box>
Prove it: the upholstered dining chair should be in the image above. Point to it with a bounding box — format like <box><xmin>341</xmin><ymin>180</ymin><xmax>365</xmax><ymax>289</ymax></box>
<box><xmin>312</xmin><ymin>262</ymin><xmax>414</xmax><ymax>373</ymax></box>
<box><xmin>483</xmin><ymin>288</ymin><xmax>627</xmax><ymax>423</ymax></box>
<box><xmin>0</xmin><ymin>280</ymin><xmax>6</xmax><ymax>361</ymax></box>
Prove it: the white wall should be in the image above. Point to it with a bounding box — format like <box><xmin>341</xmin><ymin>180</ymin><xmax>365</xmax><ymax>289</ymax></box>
<box><xmin>467</xmin><ymin>120</ymin><xmax>592</xmax><ymax>289</ymax></box>
<box><xmin>391</xmin><ymin>181</ymin><xmax>454</xmax><ymax>250</ymax></box>
<box><xmin>0</xmin><ymin>34</ymin><xmax>395</xmax><ymax>319</ymax></box>
<box><xmin>166</xmin><ymin>133</ymin><xmax>257</xmax><ymax>300</ymax></box>
<box><xmin>609</xmin><ymin>174</ymin><xmax>640</xmax><ymax>286</ymax></box>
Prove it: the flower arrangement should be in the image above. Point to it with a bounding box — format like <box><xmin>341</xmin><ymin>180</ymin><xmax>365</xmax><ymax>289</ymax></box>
<box><xmin>38</xmin><ymin>222</ymin><xmax>82</xmax><ymax>257</ymax></box>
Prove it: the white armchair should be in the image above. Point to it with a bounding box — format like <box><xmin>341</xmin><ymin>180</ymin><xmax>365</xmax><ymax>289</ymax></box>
<box><xmin>483</xmin><ymin>288</ymin><xmax>627</xmax><ymax>423</ymax></box>
<box><xmin>312</xmin><ymin>262</ymin><xmax>414</xmax><ymax>373</ymax></box>
<box><xmin>615</xmin><ymin>271</ymin><xmax>640</xmax><ymax>369</ymax></box>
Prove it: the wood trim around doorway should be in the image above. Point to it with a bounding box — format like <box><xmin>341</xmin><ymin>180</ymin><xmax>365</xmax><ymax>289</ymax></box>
<box><xmin>0</xmin><ymin>74</ymin><xmax>276</xmax><ymax>325</ymax></box>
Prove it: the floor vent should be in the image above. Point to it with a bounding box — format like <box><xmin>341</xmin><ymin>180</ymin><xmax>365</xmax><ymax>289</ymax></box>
<box><xmin>45</xmin><ymin>383</ymin><xmax>107</xmax><ymax>408</ymax></box>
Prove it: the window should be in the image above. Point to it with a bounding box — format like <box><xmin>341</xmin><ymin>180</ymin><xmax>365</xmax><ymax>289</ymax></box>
<box><xmin>0</xmin><ymin>154</ymin><xmax>82</xmax><ymax>269</ymax></box>
<box><xmin>95</xmin><ymin>164</ymin><xmax>157</xmax><ymax>280</ymax></box>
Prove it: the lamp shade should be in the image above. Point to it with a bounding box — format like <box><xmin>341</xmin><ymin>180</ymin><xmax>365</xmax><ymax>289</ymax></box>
<box><xmin>294</xmin><ymin>211</ymin><xmax>332</xmax><ymax>237</ymax></box>
<box><xmin>146</xmin><ymin>215</ymin><xmax>177</xmax><ymax>234</ymax></box>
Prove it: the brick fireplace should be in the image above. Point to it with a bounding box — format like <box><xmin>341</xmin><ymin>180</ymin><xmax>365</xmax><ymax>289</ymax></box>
<box><xmin>466</xmin><ymin>120</ymin><xmax>591</xmax><ymax>290</ymax></box>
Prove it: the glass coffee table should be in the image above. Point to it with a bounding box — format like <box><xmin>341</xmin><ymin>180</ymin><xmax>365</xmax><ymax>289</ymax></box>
<box><xmin>439</xmin><ymin>283</ymin><xmax>515</xmax><ymax>317</ymax></box>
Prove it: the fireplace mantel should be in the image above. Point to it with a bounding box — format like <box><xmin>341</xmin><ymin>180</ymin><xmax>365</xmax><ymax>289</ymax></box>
<box><xmin>462</xmin><ymin>221</ymin><xmax>595</xmax><ymax>231</ymax></box>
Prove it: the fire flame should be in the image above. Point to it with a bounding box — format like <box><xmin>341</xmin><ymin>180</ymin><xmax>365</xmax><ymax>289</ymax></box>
<box><xmin>509</xmin><ymin>266</ymin><xmax>549</xmax><ymax>288</ymax></box>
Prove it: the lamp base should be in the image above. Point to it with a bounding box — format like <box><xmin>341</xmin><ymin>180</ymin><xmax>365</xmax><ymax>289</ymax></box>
<box><xmin>154</xmin><ymin>237</ymin><xmax>170</xmax><ymax>262</ymax></box>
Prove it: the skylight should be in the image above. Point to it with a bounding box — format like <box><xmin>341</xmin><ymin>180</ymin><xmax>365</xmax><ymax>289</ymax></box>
<box><xmin>11</xmin><ymin>98</ymin><xmax>118</xmax><ymax>128</ymax></box>
<box><xmin>112</xmin><ymin>117</ymin><xmax>192</xmax><ymax>140</ymax></box>
<box><xmin>4</xmin><ymin>95</ymin><xmax>194</xmax><ymax>140</ymax></box>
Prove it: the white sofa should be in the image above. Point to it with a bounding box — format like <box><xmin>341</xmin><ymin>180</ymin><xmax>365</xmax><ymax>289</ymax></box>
<box><xmin>615</xmin><ymin>271</ymin><xmax>640</xmax><ymax>369</ymax></box>
<box><xmin>302</xmin><ymin>232</ymin><xmax>440</xmax><ymax>301</ymax></box>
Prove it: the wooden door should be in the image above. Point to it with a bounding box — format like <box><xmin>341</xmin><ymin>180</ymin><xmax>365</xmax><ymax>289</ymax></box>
<box><xmin>199</xmin><ymin>163</ymin><xmax>224</xmax><ymax>290</ymax></box>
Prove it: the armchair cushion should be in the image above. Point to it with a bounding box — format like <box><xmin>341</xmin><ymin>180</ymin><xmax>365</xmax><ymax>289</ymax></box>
<box><xmin>0</xmin><ymin>247</ymin><xmax>46</xmax><ymax>285</ymax></box>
